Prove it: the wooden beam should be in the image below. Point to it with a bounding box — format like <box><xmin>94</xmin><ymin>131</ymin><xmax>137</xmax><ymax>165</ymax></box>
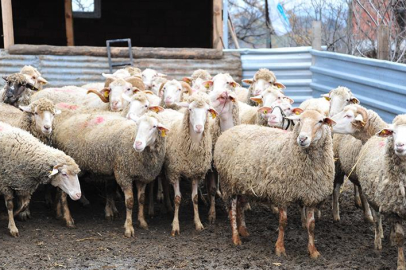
<box><xmin>378</xmin><ymin>25</ymin><xmax>389</xmax><ymax>60</ymax></box>
<box><xmin>1</xmin><ymin>0</ymin><xmax>14</xmax><ymax>49</ymax></box>
<box><xmin>64</xmin><ymin>0</ymin><xmax>75</xmax><ymax>46</ymax></box>
<box><xmin>212</xmin><ymin>0</ymin><xmax>223</xmax><ymax>50</ymax></box>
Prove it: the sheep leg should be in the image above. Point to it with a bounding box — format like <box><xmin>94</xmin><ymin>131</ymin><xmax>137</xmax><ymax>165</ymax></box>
<box><xmin>136</xmin><ymin>182</ymin><xmax>148</xmax><ymax>229</ymax></box>
<box><xmin>121</xmin><ymin>185</ymin><xmax>135</xmax><ymax>238</ymax></box>
<box><xmin>237</xmin><ymin>196</ymin><xmax>249</xmax><ymax>237</ymax></box>
<box><xmin>354</xmin><ymin>185</ymin><xmax>362</xmax><ymax>209</ymax></box>
<box><xmin>105</xmin><ymin>180</ymin><xmax>119</xmax><ymax>221</ymax></box>
<box><xmin>147</xmin><ymin>181</ymin><xmax>155</xmax><ymax>217</ymax></box>
<box><xmin>372</xmin><ymin>209</ymin><xmax>382</xmax><ymax>250</ymax></box>
<box><xmin>157</xmin><ymin>177</ymin><xmax>164</xmax><ymax>203</ymax></box>
<box><xmin>55</xmin><ymin>190</ymin><xmax>63</xmax><ymax>220</ymax></box>
<box><xmin>161</xmin><ymin>174</ymin><xmax>173</xmax><ymax>213</ymax></box>
<box><xmin>44</xmin><ymin>184</ymin><xmax>54</xmax><ymax>208</ymax></box>
<box><xmin>229</xmin><ymin>197</ymin><xmax>241</xmax><ymax>245</ymax></box>
<box><xmin>391</xmin><ymin>222</ymin><xmax>405</xmax><ymax>270</ymax></box>
<box><xmin>57</xmin><ymin>190</ymin><xmax>75</xmax><ymax>228</ymax></box>
<box><xmin>275</xmin><ymin>207</ymin><xmax>287</xmax><ymax>257</ymax></box>
<box><xmin>359</xmin><ymin>187</ymin><xmax>374</xmax><ymax>223</ymax></box>
<box><xmin>192</xmin><ymin>179</ymin><xmax>204</xmax><ymax>231</ymax></box>
<box><xmin>270</xmin><ymin>204</ymin><xmax>279</xmax><ymax>214</ymax></box>
<box><xmin>171</xmin><ymin>178</ymin><xmax>181</xmax><ymax>236</ymax></box>
<box><xmin>5</xmin><ymin>195</ymin><xmax>18</xmax><ymax>237</ymax></box>
<box><xmin>16</xmin><ymin>195</ymin><xmax>31</xmax><ymax>221</ymax></box>
<box><xmin>300</xmin><ymin>206</ymin><xmax>307</xmax><ymax>228</ymax></box>
<box><xmin>332</xmin><ymin>181</ymin><xmax>341</xmax><ymax>222</ymax></box>
<box><xmin>207</xmin><ymin>171</ymin><xmax>217</xmax><ymax>224</ymax></box>
<box><xmin>306</xmin><ymin>207</ymin><xmax>320</xmax><ymax>259</ymax></box>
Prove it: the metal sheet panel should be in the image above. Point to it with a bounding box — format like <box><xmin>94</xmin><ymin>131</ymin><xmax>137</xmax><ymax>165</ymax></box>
<box><xmin>311</xmin><ymin>50</ymin><xmax>406</xmax><ymax>122</ymax></box>
<box><xmin>226</xmin><ymin>47</ymin><xmax>314</xmax><ymax>105</ymax></box>
<box><xmin>0</xmin><ymin>50</ymin><xmax>242</xmax><ymax>88</ymax></box>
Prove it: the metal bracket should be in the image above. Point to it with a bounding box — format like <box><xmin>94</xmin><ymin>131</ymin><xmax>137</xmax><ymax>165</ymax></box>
<box><xmin>106</xmin><ymin>38</ymin><xmax>133</xmax><ymax>73</ymax></box>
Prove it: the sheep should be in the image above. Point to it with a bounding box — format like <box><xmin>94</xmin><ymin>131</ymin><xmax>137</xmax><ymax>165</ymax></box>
<box><xmin>1</xmin><ymin>73</ymin><xmax>38</xmax><ymax>107</ymax></box>
<box><xmin>158</xmin><ymin>79</ymin><xmax>193</xmax><ymax>110</ymax></box>
<box><xmin>163</xmin><ymin>92</ymin><xmax>217</xmax><ymax>235</ymax></box>
<box><xmin>259</xmin><ymin>99</ymin><xmax>303</xmax><ymax>130</ymax></box>
<box><xmin>20</xmin><ymin>65</ymin><xmax>48</xmax><ymax>90</ymax></box>
<box><xmin>150</xmin><ymin>76</ymin><xmax>168</xmax><ymax>96</ymax></box>
<box><xmin>0</xmin><ymin>121</ymin><xmax>81</xmax><ymax>237</ymax></box>
<box><xmin>142</xmin><ymin>68</ymin><xmax>166</xmax><ymax>90</ymax></box>
<box><xmin>234</xmin><ymin>86</ymin><xmax>249</xmax><ymax>103</ymax></box>
<box><xmin>242</xmin><ymin>69</ymin><xmax>285</xmax><ymax>105</ymax></box>
<box><xmin>121</xmin><ymin>91</ymin><xmax>164</xmax><ymax>120</ymax></box>
<box><xmin>183</xmin><ymin>69</ymin><xmax>212</xmax><ymax>93</ymax></box>
<box><xmin>341</xmin><ymin>115</ymin><xmax>406</xmax><ymax>270</ymax></box>
<box><xmin>322</xmin><ymin>86</ymin><xmax>359</xmax><ymax>116</ymax></box>
<box><xmin>51</xmin><ymin>109</ymin><xmax>168</xmax><ymax>237</ymax></box>
<box><xmin>299</xmin><ymin>98</ymin><xmax>330</xmax><ymax>116</ymax></box>
<box><xmin>331</xmin><ymin>104</ymin><xmax>388</xmax><ymax>223</ymax></box>
<box><xmin>214</xmin><ymin>110</ymin><xmax>335</xmax><ymax>258</ymax></box>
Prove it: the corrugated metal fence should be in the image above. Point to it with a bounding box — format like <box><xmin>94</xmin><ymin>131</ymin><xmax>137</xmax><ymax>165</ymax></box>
<box><xmin>311</xmin><ymin>50</ymin><xmax>406</xmax><ymax>122</ymax></box>
<box><xmin>0</xmin><ymin>51</ymin><xmax>242</xmax><ymax>88</ymax></box>
<box><xmin>227</xmin><ymin>47</ymin><xmax>314</xmax><ymax>105</ymax></box>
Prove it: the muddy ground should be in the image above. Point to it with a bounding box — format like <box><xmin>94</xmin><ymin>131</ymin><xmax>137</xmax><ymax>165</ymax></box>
<box><xmin>0</xmin><ymin>180</ymin><xmax>399</xmax><ymax>270</ymax></box>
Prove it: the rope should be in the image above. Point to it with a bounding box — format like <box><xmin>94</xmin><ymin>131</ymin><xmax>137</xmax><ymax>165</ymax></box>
<box><xmin>340</xmin><ymin>145</ymin><xmax>369</xmax><ymax>194</ymax></box>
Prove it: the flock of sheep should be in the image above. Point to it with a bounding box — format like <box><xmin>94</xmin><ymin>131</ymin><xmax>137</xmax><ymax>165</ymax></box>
<box><xmin>0</xmin><ymin>65</ymin><xmax>405</xmax><ymax>269</ymax></box>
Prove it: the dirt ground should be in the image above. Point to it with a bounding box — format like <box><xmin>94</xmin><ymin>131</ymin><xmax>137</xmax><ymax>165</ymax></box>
<box><xmin>0</xmin><ymin>180</ymin><xmax>399</xmax><ymax>270</ymax></box>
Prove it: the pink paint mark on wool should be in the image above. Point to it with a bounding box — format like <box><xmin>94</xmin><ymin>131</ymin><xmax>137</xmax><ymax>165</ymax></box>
<box><xmin>0</xmin><ymin>126</ymin><xmax>3</xmax><ymax>132</ymax></box>
<box><xmin>379</xmin><ymin>141</ymin><xmax>386</xmax><ymax>147</ymax></box>
<box><xmin>57</xmin><ymin>103</ymin><xmax>78</xmax><ymax>110</ymax></box>
<box><xmin>83</xmin><ymin>116</ymin><xmax>105</xmax><ymax>128</ymax></box>
<box><xmin>95</xmin><ymin>116</ymin><xmax>105</xmax><ymax>124</ymax></box>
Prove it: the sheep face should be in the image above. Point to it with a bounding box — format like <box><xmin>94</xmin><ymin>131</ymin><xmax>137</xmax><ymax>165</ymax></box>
<box><xmin>250</xmin><ymin>87</ymin><xmax>291</xmax><ymax>108</ymax></box>
<box><xmin>259</xmin><ymin>99</ymin><xmax>296</xmax><ymax>128</ymax></box>
<box><xmin>106</xmin><ymin>80</ymin><xmax>135</xmax><ymax>112</ymax></box>
<box><xmin>161</xmin><ymin>80</ymin><xmax>184</xmax><ymax>106</ymax></box>
<box><xmin>324</xmin><ymin>87</ymin><xmax>359</xmax><ymax>117</ymax></box>
<box><xmin>142</xmin><ymin>68</ymin><xmax>166</xmax><ymax>90</ymax></box>
<box><xmin>19</xmin><ymin>103</ymin><xmax>61</xmax><ymax>136</ymax></box>
<box><xmin>2</xmin><ymin>75</ymin><xmax>37</xmax><ymax>106</ymax></box>
<box><xmin>150</xmin><ymin>77</ymin><xmax>167</xmax><ymax>95</ymax></box>
<box><xmin>288</xmin><ymin>110</ymin><xmax>335</xmax><ymax>148</ymax></box>
<box><xmin>49</xmin><ymin>164</ymin><xmax>81</xmax><ymax>201</ymax></box>
<box><xmin>378</xmin><ymin>117</ymin><xmax>406</xmax><ymax>157</ymax></box>
<box><xmin>331</xmin><ymin>105</ymin><xmax>366</xmax><ymax>135</ymax></box>
<box><xmin>132</xmin><ymin>114</ymin><xmax>168</xmax><ymax>152</ymax></box>
<box><xmin>20</xmin><ymin>66</ymin><xmax>48</xmax><ymax>90</ymax></box>
<box><xmin>124</xmin><ymin>93</ymin><xmax>164</xmax><ymax>121</ymax></box>
<box><xmin>191</xmin><ymin>78</ymin><xmax>209</xmax><ymax>93</ymax></box>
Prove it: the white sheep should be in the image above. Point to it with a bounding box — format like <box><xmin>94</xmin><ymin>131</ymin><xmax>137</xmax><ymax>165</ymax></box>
<box><xmin>158</xmin><ymin>79</ymin><xmax>192</xmax><ymax>110</ymax></box>
<box><xmin>142</xmin><ymin>68</ymin><xmax>166</xmax><ymax>90</ymax></box>
<box><xmin>214</xmin><ymin>110</ymin><xmax>335</xmax><ymax>259</ymax></box>
<box><xmin>0</xmin><ymin>121</ymin><xmax>81</xmax><ymax>237</ymax></box>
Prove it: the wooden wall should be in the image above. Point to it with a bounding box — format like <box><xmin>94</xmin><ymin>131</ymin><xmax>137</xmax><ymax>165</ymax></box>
<box><xmin>0</xmin><ymin>0</ymin><xmax>213</xmax><ymax>48</ymax></box>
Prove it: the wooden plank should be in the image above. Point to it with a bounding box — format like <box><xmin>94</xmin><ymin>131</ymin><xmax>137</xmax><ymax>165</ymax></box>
<box><xmin>64</xmin><ymin>0</ymin><xmax>75</xmax><ymax>46</ymax></box>
<box><xmin>8</xmin><ymin>45</ymin><xmax>224</xmax><ymax>59</ymax></box>
<box><xmin>1</xmin><ymin>0</ymin><xmax>14</xmax><ymax>49</ymax></box>
<box><xmin>212</xmin><ymin>0</ymin><xmax>223</xmax><ymax>50</ymax></box>
<box><xmin>378</xmin><ymin>25</ymin><xmax>389</xmax><ymax>60</ymax></box>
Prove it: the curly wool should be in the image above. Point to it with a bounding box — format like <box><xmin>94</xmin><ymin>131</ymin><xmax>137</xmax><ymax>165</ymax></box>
<box><xmin>214</xmin><ymin>115</ymin><xmax>335</xmax><ymax>207</ymax></box>
<box><xmin>191</xmin><ymin>69</ymin><xmax>212</xmax><ymax>81</ymax></box>
<box><xmin>329</xmin><ymin>86</ymin><xmax>352</xmax><ymax>96</ymax></box>
<box><xmin>299</xmin><ymin>98</ymin><xmax>330</xmax><ymax>116</ymax></box>
<box><xmin>254</xmin><ymin>68</ymin><xmax>277</xmax><ymax>83</ymax></box>
<box><xmin>0</xmin><ymin>121</ymin><xmax>79</xmax><ymax>197</ymax></box>
<box><xmin>164</xmin><ymin>94</ymin><xmax>213</xmax><ymax>183</ymax></box>
<box><xmin>52</xmin><ymin>111</ymin><xmax>166</xmax><ymax>188</ymax></box>
<box><xmin>121</xmin><ymin>91</ymin><xmax>149</xmax><ymax>117</ymax></box>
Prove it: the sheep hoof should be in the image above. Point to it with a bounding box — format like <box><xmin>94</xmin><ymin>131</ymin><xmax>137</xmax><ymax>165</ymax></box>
<box><xmin>238</xmin><ymin>227</ymin><xmax>250</xmax><ymax>237</ymax></box>
<box><xmin>195</xmin><ymin>222</ymin><xmax>204</xmax><ymax>231</ymax></box>
<box><xmin>397</xmin><ymin>265</ymin><xmax>406</xmax><ymax>270</ymax></box>
<box><xmin>232</xmin><ymin>235</ymin><xmax>242</xmax><ymax>246</ymax></box>
<box><xmin>138</xmin><ymin>220</ymin><xmax>149</xmax><ymax>230</ymax></box>
<box><xmin>148</xmin><ymin>209</ymin><xmax>154</xmax><ymax>218</ymax></box>
<box><xmin>364</xmin><ymin>215</ymin><xmax>374</xmax><ymax>224</ymax></box>
<box><xmin>9</xmin><ymin>228</ymin><xmax>19</xmax><ymax>238</ymax></box>
<box><xmin>309</xmin><ymin>250</ymin><xmax>321</xmax><ymax>259</ymax></box>
<box><xmin>124</xmin><ymin>226</ymin><xmax>135</xmax><ymax>238</ymax></box>
<box><xmin>171</xmin><ymin>229</ymin><xmax>180</xmax><ymax>236</ymax></box>
<box><xmin>66</xmin><ymin>219</ymin><xmax>76</xmax><ymax>228</ymax></box>
<box><xmin>333</xmin><ymin>215</ymin><xmax>340</xmax><ymax>222</ymax></box>
<box><xmin>17</xmin><ymin>211</ymin><xmax>31</xmax><ymax>221</ymax></box>
<box><xmin>208</xmin><ymin>212</ymin><xmax>216</xmax><ymax>224</ymax></box>
<box><xmin>275</xmin><ymin>247</ymin><xmax>286</xmax><ymax>257</ymax></box>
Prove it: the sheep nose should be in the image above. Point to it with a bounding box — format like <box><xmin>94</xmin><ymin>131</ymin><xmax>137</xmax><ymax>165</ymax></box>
<box><xmin>76</xmin><ymin>193</ymin><xmax>82</xmax><ymax>199</ymax></box>
<box><xmin>299</xmin><ymin>135</ymin><xmax>308</xmax><ymax>143</ymax></box>
<box><xmin>269</xmin><ymin>114</ymin><xmax>276</xmax><ymax>120</ymax></box>
<box><xmin>196</xmin><ymin>125</ymin><xmax>203</xmax><ymax>132</ymax></box>
<box><xmin>396</xmin><ymin>143</ymin><xmax>405</xmax><ymax>148</ymax></box>
<box><xmin>44</xmin><ymin>125</ymin><xmax>51</xmax><ymax>130</ymax></box>
<box><xmin>135</xmin><ymin>141</ymin><xmax>142</xmax><ymax>147</ymax></box>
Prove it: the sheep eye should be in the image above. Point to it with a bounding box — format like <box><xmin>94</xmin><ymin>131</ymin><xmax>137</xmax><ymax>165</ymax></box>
<box><xmin>153</xmin><ymin>125</ymin><xmax>157</xmax><ymax>128</ymax></box>
<box><xmin>318</xmin><ymin>120</ymin><xmax>323</xmax><ymax>123</ymax></box>
<box><xmin>145</xmin><ymin>105</ymin><xmax>148</xmax><ymax>108</ymax></box>
<box><xmin>62</xmin><ymin>172</ymin><xmax>67</xmax><ymax>176</ymax></box>
<box><xmin>34</xmin><ymin>112</ymin><xmax>38</xmax><ymax>115</ymax></box>
<box><xmin>178</xmin><ymin>88</ymin><xmax>181</xmax><ymax>91</ymax></box>
<box><xmin>32</xmin><ymin>76</ymin><xmax>36</xmax><ymax>79</ymax></box>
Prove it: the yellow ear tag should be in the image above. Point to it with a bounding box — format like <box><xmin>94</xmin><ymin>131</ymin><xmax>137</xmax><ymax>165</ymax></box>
<box><xmin>263</xmin><ymin>110</ymin><xmax>267</xmax><ymax>114</ymax></box>
<box><xmin>381</xmin><ymin>129</ymin><xmax>387</xmax><ymax>135</ymax></box>
<box><xmin>210</xmin><ymin>111</ymin><xmax>217</xmax><ymax>119</ymax></box>
<box><xmin>103</xmin><ymin>91</ymin><xmax>109</xmax><ymax>98</ymax></box>
<box><xmin>160</xmin><ymin>129</ymin><xmax>167</xmax><ymax>137</ymax></box>
<box><xmin>205</xmin><ymin>83</ymin><xmax>210</xmax><ymax>89</ymax></box>
<box><xmin>324</xmin><ymin>96</ymin><xmax>331</xmax><ymax>101</ymax></box>
<box><xmin>295</xmin><ymin>110</ymin><xmax>301</xmax><ymax>115</ymax></box>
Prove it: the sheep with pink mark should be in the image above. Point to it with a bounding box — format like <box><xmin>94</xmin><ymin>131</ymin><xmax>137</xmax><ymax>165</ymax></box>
<box><xmin>50</xmin><ymin>108</ymin><xmax>168</xmax><ymax>237</ymax></box>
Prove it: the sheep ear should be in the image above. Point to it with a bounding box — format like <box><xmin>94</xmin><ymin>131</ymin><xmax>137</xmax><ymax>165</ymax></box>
<box><xmin>323</xmin><ymin>117</ymin><xmax>336</xmax><ymax>127</ymax></box>
<box><xmin>54</xmin><ymin>109</ymin><xmax>62</xmax><ymax>115</ymax></box>
<box><xmin>321</xmin><ymin>93</ymin><xmax>331</xmax><ymax>101</ymax></box>
<box><xmin>202</xmin><ymin>80</ymin><xmax>213</xmax><ymax>89</ymax></box>
<box><xmin>182</xmin><ymin>77</ymin><xmax>192</xmax><ymax>85</ymax></box>
<box><xmin>229</xmin><ymin>81</ymin><xmax>237</xmax><ymax>88</ymax></box>
<box><xmin>143</xmin><ymin>90</ymin><xmax>154</xmax><ymax>95</ymax></box>
<box><xmin>291</xmin><ymin>108</ymin><xmax>303</xmax><ymax>115</ymax></box>
<box><xmin>102</xmin><ymin>73</ymin><xmax>116</xmax><ymax>79</ymax></box>
<box><xmin>208</xmin><ymin>108</ymin><xmax>218</xmax><ymax>119</ymax></box>
<box><xmin>132</xmin><ymin>87</ymin><xmax>141</xmax><ymax>94</ymax></box>
<box><xmin>37</xmin><ymin>76</ymin><xmax>48</xmax><ymax>85</ymax></box>
<box><xmin>242</xmin><ymin>79</ymin><xmax>253</xmax><ymax>85</ymax></box>
<box><xmin>157</xmin><ymin>73</ymin><xmax>167</xmax><ymax>77</ymax></box>
<box><xmin>157</xmin><ymin>124</ymin><xmax>169</xmax><ymax>137</ymax></box>
<box><xmin>349</xmin><ymin>97</ymin><xmax>360</xmax><ymax>104</ymax></box>
<box><xmin>258</xmin><ymin>106</ymin><xmax>273</xmax><ymax>115</ymax></box>
<box><xmin>274</xmin><ymin>82</ymin><xmax>286</xmax><ymax>89</ymax></box>
<box><xmin>122</xmin><ymin>93</ymin><xmax>132</xmax><ymax>102</ymax></box>
<box><xmin>354</xmin><ymin>114</ymin><xmax>366</xmax><ymax>127</ymax></box>
<box><xmin>377</xmin><ymin>128</ymin><xmax>394</xmax><ymax>137</ymax></box>
<box><xmin>19</xmin><ymin>105</ymin><xmax>32</xmax><ymax>113</ymax></box>
<box><xmin>2</xmin><ymin>76</ymin><xmax>8</xmax><ymax>82</ymax></box>
<box><xmin>250</xmin><ymin>95</ymin><xmax>263</xmax><ymax>104</ymax></box>
<box><xmin>284</xmin><ymin>96</ymin><xmax>294</xmax><ymax>104</ymax></box>
<box><xmin>149</xmin><ymin>106</ymin><xmax>164</xmax><ymax>113</ymax></box>
<box><xmin>48</xmin><ymin>165</ymin><xmax>62</xmax><ymax>178</ymax></box>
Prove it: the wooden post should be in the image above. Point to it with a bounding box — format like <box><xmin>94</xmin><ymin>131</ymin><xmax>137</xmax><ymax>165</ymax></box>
<box><xmin>378</xmin><ymin>25</ymin><xmax>389</xmax><ymax>60</ymax></box>
<box><xmin>312</xmin><ymin>21</ymin><xmax>321</xmax><ymax>65</ymax></box>
<box><xmin>213</xmin><ymin>0</ymin><xmax>223</xmax><ymax>50</ymax></box>
<box><xmin>1</xmin><ymin>0</ymin><xmax>14</xmax><ymax>49</ymax></box>
<box><xmin>228</xmin><ymin>19</ymin><xmax>240</xmax><ymax>49</ymax></box>
<box><xmin>64</xmin><ymin>0</ymin><xmax>75</xmax><ymax>46</ymax></box>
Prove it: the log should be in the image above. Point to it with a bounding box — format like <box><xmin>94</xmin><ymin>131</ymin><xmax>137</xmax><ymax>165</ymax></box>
<box><xmin>64</xmin><ymin>0</ymin><xmax>75</xmax><ymax>46</ymax></box>
<box><xmin>1</xmin><ymin>0</ymin><xmax>14</xmax><ymax>49</ymax></box>
<box><xmin>8</xmin><ymin>44</ymin><xmax>224</xmax><ymax>59</ymax></box>
<box><xmin>212</xmin><ymin>0</ymin><xmax>223</xmax><ymax>50</ymax></box>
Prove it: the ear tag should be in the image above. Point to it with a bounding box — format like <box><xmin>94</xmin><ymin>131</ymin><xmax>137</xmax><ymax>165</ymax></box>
<box><xmin>324</xmin><ymin>96</ymin><xmax>331</xmax><ymax>101</ymax></box>
<box><xmin>48</xmin><ymin>168</ymin><xmax>58</xmax><ymax>178</ymax></box>
<box><xmin>160</xmin><ymin>129</ymin><xmax>167</xmax><ymax>137</ymax></box>
<box><xmin>210</xmin><ymin>111</ymin><xmax>217</xmax><ymax>119</ymax></box>
<box><xmin>104</xmin><ymin>91</ymin><xmax>109</xmax><ymax>98</ymax></box>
